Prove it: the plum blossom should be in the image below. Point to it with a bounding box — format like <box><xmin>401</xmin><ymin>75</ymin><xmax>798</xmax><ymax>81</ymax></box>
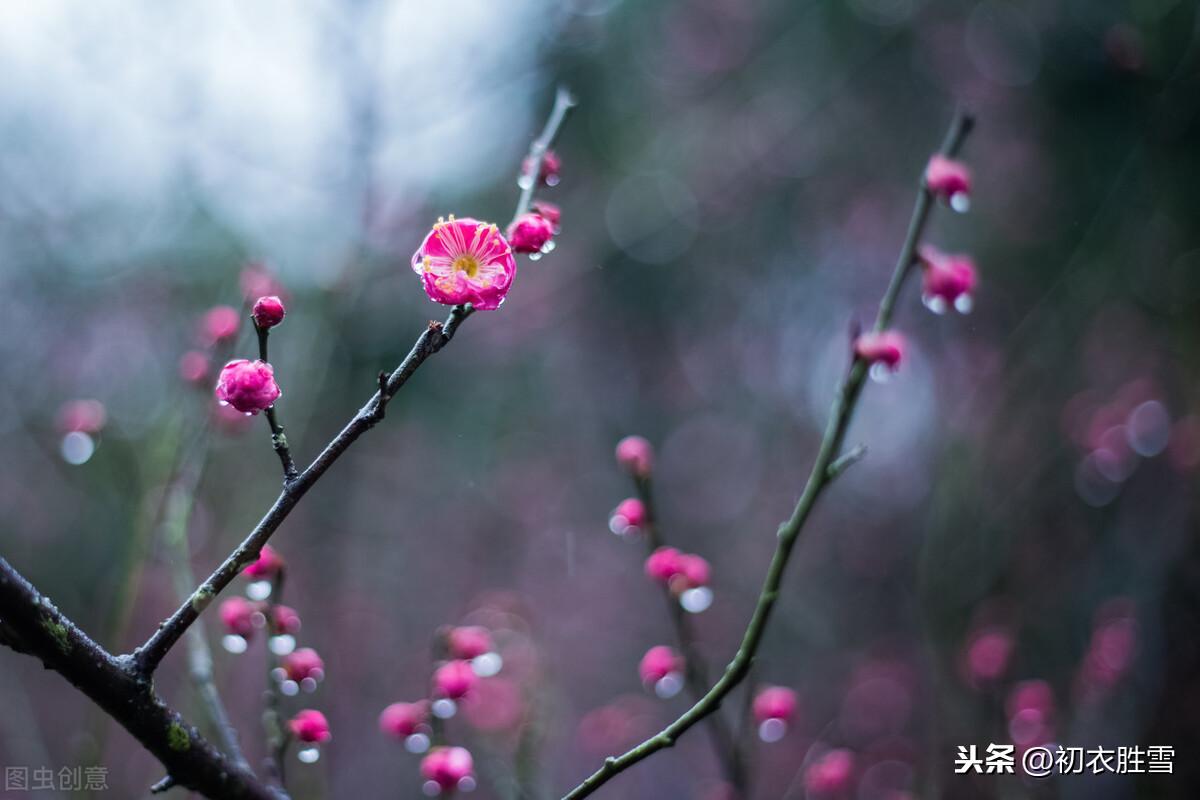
<box><xmin>447</xmin><ymin>626</ymin><xmax>493</xmax><ymax>660</ymax></box>
<box><xmin>918</xmin><ymin>245</ymin><xmax>977</xmax><ymax>314</ymax></box>
<box><xmin>288</xmin><ymin>709</ymin><xmax>331</xmax><ymax>744</ymax></box>
<box><xmin>854</xmin><ymin>331</ymin><xmax>906</xmax><ymax>371</ymax></box>
<box><xmin>244</xmin><ymin>544</ymin><xmax>285</xmax><ymax>579</ymax></box>
<box><xmin>925</xmin><ymin>154</ymin><xmax>972</xmax><ymax>211</ymax></box>
<box><xmin>615</xmin><ymin>435</ymin><xmax>654</xmax><ymax>476</ymax></box>
<box><xmin>283</xmin><ymin>647</ymin><xmax>325</xmax><ymax>683</ymax></box>
<box><xmin>639</xmin><ymin>645</ymin><xmax>683</xmax><ymax>686</ymax></box>
<box><xmin>219</xmin><ymin>597</ymin><xmax>260</xmax><ymax>638</ymax></box>
<box><xmin>252</xmin><ymin>295</ymin><xmax>286</xmax><ymax>329</ymax></box>
<box><xmin>411</xmin><ymin>216</ymin><xmax>516</xmax><ymax>310</ymax></box>
<box><xmin>507</xmin><ymin>212</ymin><xmax>555</xmax><ymax>254</ymax></box>
<box><xmin>433</xmin><ymin>660</ymin><xmax>479</xmax><ymax>700</ymax></box>
<box><xmin>380</xmin><ymin>701</ymin><xmax>430</xmax><ymax>739</ymax></box>
<box><xmin>421</xmin><ymin>746</ymin><xmax>474</xmax><ymax>792</ymax></box>
<box><xmin>215</xmin><ymin>360</ymin><xmax>281</xmax><ymax>415</ymax></box>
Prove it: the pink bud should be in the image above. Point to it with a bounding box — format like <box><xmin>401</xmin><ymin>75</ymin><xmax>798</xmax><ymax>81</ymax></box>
<box><xmin>380</xmin><ymin>701</ymin><xmax>429</xmax><ymax>739</ymax></box>
<box><xmin>924</xmin><ymin>154</ymin><xmax>972</xmax><ymax>207</ymax></box>
<box><xmin>964</xmin><ymin>626</ymin><xmax>1013</xmax><ymax>685</ymax></box>
<box><xmin>244</xmin><ymin>544</ymin><xmax>285</xmax><ymax>579</ymax></box>
<box><xmin>219</xmin><ymin>596</ymin><xmax>259</xmax><ymax>638</ymax></box>
<box><xmin>805</xmin><ymin>748</ymin><xmax>855</xmax><ymax>795</ymax></box>
<box><xmin>57</xmin><ymin>399</ymin><xmax>107</xmax><ymax>434</ymax></box>
<box><xmin>270</xmin><ymin>604</ymin><xmax>301</xmax><ymax>636</ymax></box>
<box><xmin>918</xmin><ymin>245</ymin><xmax>978</xmax><ymax>311</ymax></box>
<box><xmin>644</xmin><ymin>547</ymin><xmax>684</xmax><ymax>585</ymax></box>
<box><xmin>433</xmin><ymin>659</ymin><xmax>479</xmax><ymax>700</ymax></box>
<box><xmin>447</xmin><ymin>626</ymin><xmax>493</xmax><ymax>660</ymax></box>
<box><xmin>288</xmin><ymin>709</ymin><xmax>331</xmax><ymax>744</ymax></box>
<box><xmin>506</xmin><ymin>212</ymin><xmax>555</xmax><ymax>254</ymax></box>
<box><xmin>523</xmin><ymin>149</ymin><xmax>561</xmax><ymax>187</ymax></box>
<box><xmin>201</xmin><ymin>305</ymin><xmax>241</xmax><ymax>345</ymax></box>
<box><xmin>677</xmin><ymin>554</ymin><xmax>710</xmax><ymax>590</ymax></box>
<box><xmin>532</xmin><ymin>200</ymin><xmax>561</xmax><ymax>229</ymax></box>
<box><xmin>615</xmin><ymin>436</ymin><xmax>654</xmax><ymax>476</ymax></box>
<box><xmin>612</xmin><ymin>498</ymin><xmax>647</xmax><ymax>530</ymax></box>
<box><xmin>283</xmin><ymin>647</ymin><xmax>325</xmax><ymax>683</ymax></box>
<box><xmin>853</xmin><ymin>331</ymin><xmax>906</xmax><ymax>370</ymax></box>
<box><xmin>420</xmin><ymin>746</ymin><xmax>474</xmax><ymax>791</ymax></box>
<box><xmin>752</xmin><ymin>686</ymin><xmax>798</xmax><ymax>723</ymax></box>
<box><xmin>215</xmin><ymin>359</ymin><xmax>281</xmax><ymax>415</ymax></box>
<box><xmin>252</xmin><ymin>295</ymin><xmax>286</xmax><ymax>329</ymax></box>
<box><xmin>639</xmin><ymin>645</ymin><xmax>682</xmax><ymax>685</ymax></box>
<box><xmin>179</xmin><ymin>351</ymin><xmax>211</xmax><ymax>385</ymax></box>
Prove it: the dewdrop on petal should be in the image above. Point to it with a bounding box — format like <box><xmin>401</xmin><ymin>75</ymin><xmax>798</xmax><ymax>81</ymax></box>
<box><xmin>640</xmin><ymin>646</ymin><xmax>684</xmax><ymax>698</ymax></box>
<box><xmin>609</xmin><ymin>497</ymin><xmax>647</xmax><ymax>536</ymax></box>
<box><xmin>675</xmin><ymin>554</ymin><xmax>713</xmax><ymax>613</ymax></box>
<box><xmin>421</xmin><ymin>746</ymin><xmax>475</xmax><ymax>795</ymax></box>
<box><xmin>924</xmin><ymin>154</ymin><xmax>972</xmax><ymax>212</ymax></box>
<box><xmin>411</xmin><ymin>216</ymin><xmax>517</xmax><ymax>310</ymax></box>
<box><xmin>521</xmin><ymin>148</ymin><xmax>561</xmax><ymax>189</ymax></box>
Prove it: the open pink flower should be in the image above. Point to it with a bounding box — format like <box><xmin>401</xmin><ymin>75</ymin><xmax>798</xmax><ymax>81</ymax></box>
<box><xmin>918</xmin><ymin>245</ymin><xmax>977</xmax><ymax>312</ymax></box>
<box><xmin>421</xmin><ymin>746</ymin><xmax>474</xmax><ymax>791</ymax></box>
<box><xmin>447</xmin><ymin>626</ymin><xmax>493</xmax><ymax>660</ymax></box>
<box><xmin>433</xmin><ymin>659</ymin><xmax>479</xmax><ymax>700</ymax></box>
<box><xmin>507</xmin><ymin>213</ymin><xmax>555</xmax><ymax>254</ymax></box>
<box><xmin>283</xmin><ymin>647</ymin><xmax>325</xmax><ymax>682</ymax></box>
<box><xmin>925</xmin><ymin>154</ymin><xmax>972</xmax><ymax>209</ymax></box>
<box><xmin>380</xmin><ymin>701</ymin><xmax>430</xmax><ymax>739</ymax></box>
<box><xmin>753</xmin><ymin>686</ymin><xmax>798</xmax><ymax>723</ymax></box>
<box><xmin>639</xmin><ymin>645</ymin><xmax>682</xmax><ymax>685</ymax></box>
<box><xmin>854</xmin><ymin>331</ymin><xmax>906</xmax><ymax>371</ymax></box>
<box><xmin>615</xmin><ymin>435</ymin><xmax>654</xmax><ymax>476</ymax></box>
<box><xmin>215</xmin><ymin>359</ymin><xmax>281</xmax><ymax>415</ymax></box>
<box><xmin>244</xmin><ymin>544</ymin><xmax>285</xmax><ymax>579</ymax></box>
<box><xmin>288</xmin><ymin>709</ymin><xmax>331</xmax><ymax>744</ymax></box>
<box><xmin>219</xmin><ymin>597</ymin><xmax>260</xmax><ymax>638</ymax></box>
<box><xmin>411</xmin><ymin>216</ymin><xmax>516</xmax><ymax>310</ymax></box>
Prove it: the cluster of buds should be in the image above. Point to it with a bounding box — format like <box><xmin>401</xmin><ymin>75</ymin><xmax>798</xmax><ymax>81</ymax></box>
<box><xmin>751</xmin><ymin>685</ymin><xmax>798</xmax><ymax>743</ymax></box>
<box><xmin>644</xmin><ymin>546</ymin><xmax>713</xmax><ymax>613</ymax></box>
<box><xmin>851</xmin><ymin>152</ymin><xmax>980</xmax><ymax>382</ymax></box>
<box><xmin>379</xmin><ymin>623</ymin><xmax>504</xmax><ymax>794</ymax></box>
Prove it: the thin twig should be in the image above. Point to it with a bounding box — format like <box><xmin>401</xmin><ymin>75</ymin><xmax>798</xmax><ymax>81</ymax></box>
<box><xmin>133</xmin><ymin>89</ymin><xmax>576</xmax><ymax>677</ymax></box>
<box><xmin>560</xmin><ymin>110</ymin><xmax>974</xmax><ymax>800</ymax></box>
<box><xmin>256</xmin><ymin>322</ymin><xmax>300</xmax><ymax>483</ymax></box>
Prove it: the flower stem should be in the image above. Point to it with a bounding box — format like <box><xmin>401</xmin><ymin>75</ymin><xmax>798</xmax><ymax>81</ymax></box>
<box><xmin>255</xmin><ymin>322</ymin><xmax>299</xmax><ymax>482</ymax></box>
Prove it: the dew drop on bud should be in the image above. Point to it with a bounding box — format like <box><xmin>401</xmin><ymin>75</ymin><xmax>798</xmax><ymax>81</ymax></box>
<box><xmin>269</xmin><ymin>634</ymin><xmax>296</xmax><ymax>655</ymax></box>
<box><xmin>281</xmin><ymin>680</ymin><xmax>300</xmax><ymax>697</ymax></box>
<box><xmin>758</xmin><ymin>718</ymin><xmax>787</xmax><ymax>743</ymax></box>
<box><xmin>432</xmin><ymin>698</ymin><xmax>458</xmax><ymax>719</ymax></box>
<box><xmin>222</xmin><ymin>635</ymin><xmax>248</xmax><ymax>654</ymax></box>
<box><xmin>297</xmin><ymin>746</ymin><xmax>320</xmax><ymax>764</ymax></box>
<box><xmin>60</xmin><ymin>432</ymin><xmax>96</xmax><ymax>465</ymax></box>
<box><xmin>680</xmin><ymin>587</ymin><xmax>714</xmax><ymax>614</ymax></box>
<box><xmin>528</xmin><ymin>251</ymin><xmax>543</xmax><ymax>262</ymax></box>
<box><xmin>246</xmin><ymin>580</ymin><xmax>273</xmax><ymax>601</ymax></box>
<box><xmin>471</xmin><ymin>652</ymin><xmax>503</xmax><ymax>677</ymax></box>
<box><xmin>655</xmin><ymin>673</ymin><xmax>684</xmax><ymax>699</ymax></box>
<box><xmin>541</xmin><ymin>240</ymin><xmax>556</xmax><ymax>254</ymax></box>
<box><xmin>458</xmin><ymin>776</ymin><xmax>477</xmax><ymax>792</ymax></box>
<box><xmin>954</xmin><ymin>294</ymin><xmax>973</xmax><ymax>314</ymax></box>
<box><xmin>545</xmin><ymin>174</ymin><xmax>561</xmax><ymax>187</ymax></box>
<box><xmin>868</xmin><ymin>363</ymin><xmax>894</xmax><ymax>384</ymax></box>
<box><xmin>423</xmin><ymin>780</ymin><xmax>443</xmax><ymax>796</ymax></box>
<box><xmin>300</xmin><ymin>677</ymin><xmax>318</xmax><ymax>693</ymax></box>
<box><xmin>271</xmin><ymin>667</ymin><xmax>288</xmax><ymax>683</ymax></box>
<box><xmin>950</xmin><ymin>192</ymin><xmax>971</xmax><ymax>213</ymax></box>
<box><xmin>405</xmin><ymin>733</ymin><xmax>431</xmax><ymax>754</ymax></box>
<box><xmin>922</xmin><ymin>294</ymin><xmax>948</xmax><ymax>315</ymax></box>
<box><xmin>517</xmin><ymin>174</ymin><xmax>534</xmax><ymax>191</ymax></box>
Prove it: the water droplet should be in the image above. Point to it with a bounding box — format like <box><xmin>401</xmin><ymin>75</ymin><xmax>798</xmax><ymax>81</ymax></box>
<box><xmin>517</xmin><ymin>174</ymin><xmax>534</xmax><ymax>191</ymax></box>
<box><xmin>528</xmin><ymin>251</ymin><xmax>543</xmax><ymax>262</ymax></box>
<box><xmin>458</xmin><ymin>776</ymin><xmax>477</xmax><ymax>792</ymax></box>
<box><xmin>655</xmin><ymin>673</ymin><xmax>684</xmax><ymax>699</ymax></box>
<box><xmin>868</xmin><ymin>363</ymin><xmax>894</xmax><ymax>384</ymax></box>
<box><xmin>250</xmin><ymin>611</ymin><xmax>268</xmax><ymax>628</ymax></box>
<box><xmin>541</xmin><ymin>240</ymin><xmax>556</xmax><ymax>254</ymax></box>
<box><xmin>1127</xmin><ymin>400</ymin><xmax>1170</xmax><ymax>457</ymax></box>
<box><xmin>545</xmin><ymin>174</ymin><xmax>561</xmax><ymax>187</ymax></box>
<box><xmin>432</xmin><ymin>698</ymin><xmax>457</xmax><ymax>719</ymax></box>
<box><xmin>758</xmin><ymin>718</ymin><xmax>787</xmax><ymax>743</ymax></box>
<box><xmin>680</xmin><ymin>587</ymin><xmax>713</xmax><ymax>614</ymax></box>
<box><xmin>422</xmin><ymin>780</ymin><xmax>442</xmax><ymax>796</ymax></box>
<box><xmin>405</xmin><ymin>733</ymin><xmax>431</xmax><ymax>754</ymax></box>
<box><xmin>472</xmin><ymin>652</ymin><xmax>503</xmax><ymax>677</ymax></box>
<box><xmin>300</xmin><ymin>677</ymin><xmax>318</xmax><ymax>693</ymax></box>
<box><xmin>271</xmin><ymin>667</ymin><xmax>288</xmax><ymax>682</ymax></box>
<box><xmin>922</xmin><ymin>293</ymin><xmax>947</xmax><ymax>315</ymax></box>
<box><xmin>281</xmin><ymin>680</ymin><xmax>300</xmax><ymax>697</ymax></box>
<box><xmin>954</xmin><ymin>294</ymin><xmax>974</xmax><ymax>314</ymax></box>
<box><xmin>950</xmin><ymin>192</ymin><xmax>971</xmax><ymax>213</ymax></box>
<box><xmin>297</xmin><ymin>747</ymin><xmax>320</xmax><ymax>764</ymax></box>
<box><xmin>269</xmin><ymin>634</ymin><xmax>296</xmax><ymax>655</ymax></box>
<box><xmin>60</xmin><ymin>432</ymin><xmax>95</xmax><ymax>465</ymax></box>
<box><xmin>246</xmin><ymin>580</ymin><xmax>273</xmax><ymax>601</ymax></box>
<box><xmin>222</xmin><ymin>635</ymin><xmax>248</xmax><ymax>654</ymax></box>
<box><xmin>608</xmin><ymin>514</ymin><xmax>630</xmax><ymax>535</ymax></box>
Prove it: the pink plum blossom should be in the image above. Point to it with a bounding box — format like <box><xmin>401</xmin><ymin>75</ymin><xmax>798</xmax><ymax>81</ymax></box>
<box><xmin>244</xmin><ymin>544</ymin><xmax>285</xmax><ymax>579</ymax></box>
<box><xmin>918</xmin><ymin>245</ymin><xmax>978</xmax><ymax>312</ymax></box>
<box><xmin>252</xmin><ymin>295</ymin><xmax>286</xmax><ymax>329</ymax></box>
<box><xmin>283</xmin><ymin>647</ymin><xmax>325</xmax><ymax>682</ymax></box>
<box><xmin>639</xmin><ymin>645</ymin><xmax>682</xmax><ymax>685</ymax></box>
<box><xmin>924</xmin><ymin>154</ymin><xmax>972</xmax><ymax>208</ymax></box>
<box><xmin>219</xmin><ymin>597</ymin><xmax>259</xmax><ymax>638</ymax></box>
<box><xmin>270</xmin><ymin>604</ymin><xmax>301</xmax><ymax>636</ymax></box>
<box><xmin>507</xmin><ymin>212</ymin><xmax>555</xmax><ymax>254</ymax></box>
<box><xmin>420</xmin><ymin>746</ymin><xmax>474</xmax><ymax>791</ymax></box>
<box><xmin>615</xmin><ymin>435</ymin><xmax>654</xmax><ymax>476</ymax></box>
<box><xmin>379</xmin><ymin>701</ymin><xmax>429</xmax><ymax>739</ymax></box>
<box><xmin>288</xmin><ymin>709</ymin><xmax>331</xmax><ymax>744</ymax></box>
<box><xmin>753</xmin><ymin>686</ymin><xmax>798</xmax><ymax>723</ymax></box>
<box><xmin>612</xmin><ymin>498</ymin><xmax>647</xmax><ymax>530</ymax></box>
<box><xmin>411</xmin><ymin>216</ymin><xmax>516</xmax><ymax>310</ymax></box>
<box><xmin>645</xmin><ymin>547</ymin><xmax>685</xmax><ymax>584</ymax></box>
<box><xmin>215</xmin><ymin>359</ymin><xmax>281</xmax><ymax>415</ymax></box>
<box><xmin>447</xmin><ymin>626</ymin><xmax>493</xmax><ymax>660</ymax></box>
<box><xmin>433</xmin><ymin>659</ymin><xmax>479</xmax><ymax>700</ymax></box>
<box><xmin>676</xmin><ymin>554</ymin><xmax>710</xmax><ymax>590</ymax></box>
<box><xmin>854</xmin><ymin>331</ymin><xmax>906</xmax><ymax>371</ymax></box>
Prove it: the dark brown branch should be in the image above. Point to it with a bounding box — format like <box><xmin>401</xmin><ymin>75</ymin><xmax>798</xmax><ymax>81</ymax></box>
<box><xmin>0</xmin><ymin>558</ymin><xmax>280</xmax><ymax>800</ymax></box>
<box><xmin>256</xmin><ymin>322</ymin><xmax>299</xmax><ymax>482</ymax></box>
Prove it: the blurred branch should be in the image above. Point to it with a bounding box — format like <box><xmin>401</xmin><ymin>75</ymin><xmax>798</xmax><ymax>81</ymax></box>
<box><xmin>0</xmin><ymin>557</ymin><xmax>281</xmax><ymax>800</ymax></box>
<box><xmin>631</xmin><ymin>474</ymin><xmax>745</xmax><ymax>792</ymax></box>
<box><xmin>256</xmin><ymin>322</ymin><xmax>300</xmax><ymax>482</ymax></box>
<box><xmin>560</xmin><ymin>110</ymin><xmax>975</xmax><ymax>800</ymax></box>
<box><xmin>133</xmin><ymin>87</ymin><xmax>576</xmax><ymax>678</ymax></box>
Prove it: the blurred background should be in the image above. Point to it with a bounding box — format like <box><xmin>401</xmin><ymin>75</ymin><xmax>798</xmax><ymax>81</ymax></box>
<box><xmin>1</xmin><ymin>0</ymin><xmax>1199</xmax><ymax>798</ymax></box>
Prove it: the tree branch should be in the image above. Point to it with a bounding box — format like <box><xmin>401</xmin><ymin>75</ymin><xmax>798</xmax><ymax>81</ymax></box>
<box><xmin>256</xmin><ymin>322</ymin><xmax>300</xmax><ymax>483</ymax></box>
<box><xmin>0</xmin><ymin>558</ymin><xmax>280</xmax><ymax>800</ymax></box>
<box><xmin>133</xmin><ymin>87</ymin><xmax>576</xmax><ymax>677</ymax></box>
<box><xmin>560</xmin><ymin>110</ymin><xmax>974</xmax><ymax>800</ymax></box>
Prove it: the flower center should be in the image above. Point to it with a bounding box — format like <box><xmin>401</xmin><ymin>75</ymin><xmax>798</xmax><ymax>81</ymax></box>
<box><xmin>452</xmin><ymin>254</ymin><xmax>480</xmax><ymax>277</ymax></box>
